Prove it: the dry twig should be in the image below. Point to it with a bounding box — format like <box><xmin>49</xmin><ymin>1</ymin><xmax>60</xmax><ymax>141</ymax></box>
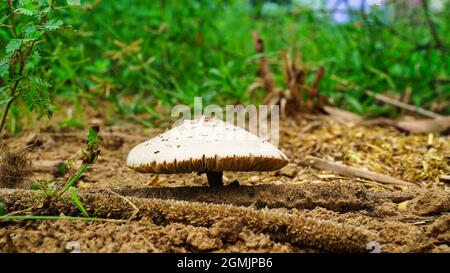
<box><xmin>299</xmin><ymin>156</ymin><xmax>419</xmax><ymax>188</ymax></box>
<box><xmin>365</xmin><ymin>90</ymin><xmax>443</xmax><ymax>119</ymax></box>
<box><xmin>104</xmin><ymin>189</ymin><xmax>140</xmax><ymax>222</ymax></box>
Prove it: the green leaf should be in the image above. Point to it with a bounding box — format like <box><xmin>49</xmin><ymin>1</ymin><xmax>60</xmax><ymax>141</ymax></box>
<box><xmin>0</xmin><ymin>86</ymin><xmax>8</xmax><ymax>95</ymax></box>
<box><xmin>61</xmin><ymin>119</ymin><xmax>85</xmax><ymax>129</ymax></box>
<box><xmin>21</xmin><ymin>84</ymin><xmax>50</xmax><ymax>112</ymax></box>
<box><xmin>18</xmin><ymin>0</ymin><xmax>36</xmax><ymax>10</ymax></box>
<box><xmin>0</xmin><ymin>59</ymin><xmax>9</xmax><ymax>77</ymax></box>
<box><xmin>38</xmin><ymin>0</ymin><xmax>50</xmax><ymax>8</ymax></box>
<box><xmin>15</xmin><ymin>8</ymin><xmax>34</xmax><ymax>16</ymax></box>
<box><xmin>88</xmin><ymin>127</ymin><xmax>100</xmax><ymax>145</ymax></box>
<box><xmin>0</xmin><ymin>95</ymin><xmax>13</xmax><ymax>106</ymax></box>
<box><xmin>85</xmin><ymin>127</ymin><xmax>101</xmax><ymax>164</ymax></box>
<box><xmin>43</xmin><ymin>19</ymin><xmax>64</xmax><ymax>31</ymax></box>
<box><xmin>67</xmin><ymin>0</ymin><xmax>81</xmax><ymax>5</ymax></box>
<box><xmin>30</xmin><ymin>76</ymin><xmax>51</xmax><ymax>88</ymax></box>
<box><xmin>31</xmin><ymin>184</ymin><xmax>43</xmax><ymax>190</ymax></box>
<box><xmin>69</xmin><ymin>187</ymin><xmax>89</xmax><ymax>217</ymax></box>
<box><xmin>25</xmin><ymin>51</ymin><xmax>41</xmax><ymax>70</ymax></box>
<box><xmin>346</xmin><ymin>96</ymin><xmax>364</xmax><ymax>115</ymax></box>
<box><xmin>24</xmin><ymin>24</ymin><xmax>41</xmax><ymax>40</ymax></box>
<box><xmin>5</xmin><ymin>39</ymin><xmax>22</xmax><ymax>56</ymax></box>
<box><xmin>0</xmin><ymin>202</ymin><xmax>6</xmax><ymax>216</ymax></box>
<box><xmin>58</xmin><ymin>162</ymin><xmax>70</xmax><ymax>174</ymax></box>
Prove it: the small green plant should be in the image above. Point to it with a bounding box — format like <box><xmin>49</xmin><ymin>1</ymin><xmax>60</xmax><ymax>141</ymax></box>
<box><xmin>0</xmin><ymin>0</ymin><xmax>78</xmax><ymax>135</ymax></box>
<box><xmin>31</xmin><ymin>126</ymin><xmax>101</xmax><ymax>216</ymax></box>
<box><xmin>0</xmin><ymin>202</ymin><xmax>6</xmax><ymax>216</ymax></box>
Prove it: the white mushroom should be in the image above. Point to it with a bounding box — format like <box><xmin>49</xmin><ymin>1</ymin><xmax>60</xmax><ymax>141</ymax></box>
<box><xmin>127</xmin><ymin>116</ymin><xmax>289</xmax><ymax>186</ymax></box>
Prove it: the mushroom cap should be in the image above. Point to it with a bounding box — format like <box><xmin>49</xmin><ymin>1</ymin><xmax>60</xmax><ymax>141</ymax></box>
<box><xmin>127</xmin><ymin>116</ymin><xmax>288</xmax><ymax>173</ymax></box>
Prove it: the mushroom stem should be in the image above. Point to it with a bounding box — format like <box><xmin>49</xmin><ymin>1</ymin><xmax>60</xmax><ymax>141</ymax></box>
<box><xmin>206</xmin><ymin>171</ymin><xmax>223</xmax><ymax>187</ymax></box>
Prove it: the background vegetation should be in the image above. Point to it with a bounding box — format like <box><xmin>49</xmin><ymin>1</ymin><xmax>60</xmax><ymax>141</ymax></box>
<box><xmin>1</xmin><ymin>0</ymin><xmax>449</xmax><ymax>133</ymax></box>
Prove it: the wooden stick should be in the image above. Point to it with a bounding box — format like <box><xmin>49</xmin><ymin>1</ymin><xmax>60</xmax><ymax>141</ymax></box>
<box><xmin>365</xmin><ymin>90</ymin><xmax>443</xmax><ymax>119</ymax></box>
<box><xmin>299</xmin><ymin>156</ymin><xmax>419</xmax><ymax>188</ymax></box>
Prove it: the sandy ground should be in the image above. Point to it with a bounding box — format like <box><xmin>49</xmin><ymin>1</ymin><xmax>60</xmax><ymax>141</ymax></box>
<box><xmin>0</xmin><ymin>115</ymin><xmax>449</xmax><ymax>252</ymax></box>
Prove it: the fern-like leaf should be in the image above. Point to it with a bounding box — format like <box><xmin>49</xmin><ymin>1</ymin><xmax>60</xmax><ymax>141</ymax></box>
<box><xmin>25</xmin><ymin>51</ymin><xmax>41</xmax><ymax>71</ymax></box>
<box><xmin>43</xmin><ymin>19</ymin><xmax>63</xmax><ymax>31</ymax></box>
<box><xmin>21</xmin><ymin>83</ymin><xmax>50</xmax><ymax>112</ymax></box>
<box><xmin>0</xmin><ymin>59</ymin><xmax>9</xmax><ymax>77</ymax></box>
<box><xmin>6</xmin><ymin>39</ymin><xmax>22</xmax><ymax>56</ymax></box>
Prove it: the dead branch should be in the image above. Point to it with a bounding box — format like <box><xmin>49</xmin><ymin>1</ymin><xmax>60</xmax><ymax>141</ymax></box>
<box><xmin>394</xmin><ymin>117</ymin><xmax>450</xmax><ymax>134</ymax></box>
<box><xmin>323</xmin><ymin>106</ymin><xmax>364</xmax><ymax>124</ymax></box>
<box><xmin>104</xmin><ymin>189</ymin><xmax>140</xmax><ymax>222</ymax></box>
<box><xmin>252</xmin><ymin>33</ymin><xmax>326</xmax><ymax>115</ymax></box>
<box><xmin>364</xmin><ymin>116</ymin><xmax>450</xmax><ymax>134</ymax></box>
<box><xmin>298</xmin><ymin>156</ymin><xmax>419</xmax><ymax>188</ymax></box>
<box><xmin>365</xmin><ymin>90</ymin><xmax>443</xmax><ymax>119</ymax></box>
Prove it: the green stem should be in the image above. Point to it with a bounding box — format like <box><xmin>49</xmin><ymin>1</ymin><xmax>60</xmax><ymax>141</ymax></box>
<box><xmin>59</xmin><ymin>163</ymin><xmax>89</xmax><ymax>195</ymax></box>
<box><xmin>0</xmin><ymin>78</ymin><xmax>20</xmax><ymax>135</ymax></box>
<box><xmin>7</xmin><ymin>0</ymin><xmax>18</xmax><ymax>38</ymax></box>
<box><xmin>0</xmin><ymin>41</ymin><xmax>37</xmax><ymax>135</ymax></box>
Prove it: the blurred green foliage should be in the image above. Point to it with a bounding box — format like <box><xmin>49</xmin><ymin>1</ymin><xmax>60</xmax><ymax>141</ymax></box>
<box><xmin>1</xmin><ymin>0</ymin><xmax>449</xmax><ymax>131</ymax></box>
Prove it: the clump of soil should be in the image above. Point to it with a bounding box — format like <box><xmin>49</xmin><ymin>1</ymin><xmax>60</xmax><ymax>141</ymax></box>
<box><xmin>410</xmin><ymin>191</ymin><xmax>450</xmax><ymax>216</ymax></box>
<box><xmin>0</xmin><ymin>145</ymin><xmax>32</xmax><ymax>189</ymax></box>
<box><xmin>117</xmin><ymin>182</ymin><xmax>377</xmax><ymax>212</ymax></box>
<box><xmin>424</xmin><ymin>214</ymin><xmax>450</xmax><ymax>251</ymax></box>
<box><xmin>1</xmin><ymin>186</ymin><xmax>448</xmax><ymax>253</ymax></box>
<box><xmin>0</xmin><ymin>217</ymin><xmax>292</xmax><ymax>253</ymax></box>
<box><xmin>0</xmin><ymin>188</ymin><xmax>375</xmax><ymax>252</ymax></box>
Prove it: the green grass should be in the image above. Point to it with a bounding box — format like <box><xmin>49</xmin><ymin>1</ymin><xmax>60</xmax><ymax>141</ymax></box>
<box><xmin>1</xmin><ymin>0</ymin><xmax>449</xmax><ymax>132</ymax></box>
